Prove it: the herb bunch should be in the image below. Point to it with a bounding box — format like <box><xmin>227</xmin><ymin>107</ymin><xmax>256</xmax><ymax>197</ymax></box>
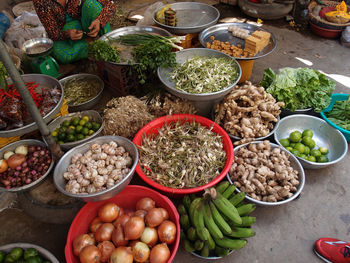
<box><xmin>88</xmin><ymin>40</ymin><xmax>120</xmax><ymax>63</ymax></box>
<box><xmin>325</xmin><ymin>97</ymin><xmax>350</xmax><ymax>130</ymax></box>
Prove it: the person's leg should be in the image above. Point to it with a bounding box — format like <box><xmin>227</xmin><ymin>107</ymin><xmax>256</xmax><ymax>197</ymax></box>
<box><xmin>81</xmin><ymin>0</ymin><xmax>111</xmax><ymax>35</ymax></box>
<box><xmin>52</xmin><ymin>15</ymin><xmax>88</xmax><ymax>64</ymax></box>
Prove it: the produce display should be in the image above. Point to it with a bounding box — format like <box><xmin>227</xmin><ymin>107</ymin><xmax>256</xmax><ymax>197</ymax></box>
<box><xmin>63</xmin><ymin>141</ymin><xmax>133</xmax><ymax>194</ymax></box>
<box><xmin>0</xmin><ymin>82</ymin><xmax>61</xmax><ymax>131</ymax></box>
<box><xmin>0</xmin><ymin>144</ymin><xmax>52</xmax><ymax>189</ymax></box>
<box><xmin>0</xmin><ymin>247</ymin><xmax>52</xmax><ymax>263</ymax></box>
<box><xmin>280</xmin><ymin>129</ymin><xmax>330</xmax><ymax>163</ymax></box>
<box><xmin>229</xmin><ymin>141</ymin><xmax>300</xmax><ymax>202</ymax></box>
<box><xmin>324</xmin><ymin>1</ymin><xmax>350</xmax><ymax>24</ymax></box>
<box><xmin>138</xmin><ymin>121</ymin><xmax>226</xmax><ymax>188</ymax></box>
<box><xmin>72</xmin><ymin>197</ymin><xmax>176</xmax><ymax>263</ymax></box>
<box><xmin>51</xmin><ymin>115</ymin><xmax>101</xmax><ymax>144</ymax></box>
<box><xmin>155</xmin><ymin>5</ymin><xmax>177</xmax><ymax>26</ymax></box>
<box><xmin>170</xmin><ymin>56</ymin><xmax>239</xmax><ymax>94</ymax></box>
<box><xmin>214</xmin><ymin>81</ymin><xmax>284</xmax><ymax>145</ymax></box>
<box><xmin>63</xmin><ymin>76</ymin><xmax>102</xmax><ymax>107</ymax></box>
<box><xmin>88</xmin><ymin>40</ymin><xmax>120</xmax><ymax>63</ymax></box>
<box><xmin>324</xmin><ymin>96</ymin><xmax>350</xmax><ymax>130</ymax></box>
<box><xmin>261</xmin><ymin>67</ymin><xmax>335</xmax><ymax>112</ymax></box>
<box><xmin>179</xmin><ymin>184</ymin><xmax>256</xmax><ymax>258</ymax></box>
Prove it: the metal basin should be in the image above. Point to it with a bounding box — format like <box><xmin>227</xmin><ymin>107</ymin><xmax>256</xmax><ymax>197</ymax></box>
<box><xmin>59</xmin><ymin>74</ymin><xmax>104</xmax><ymax>112</ymax></box>
<box><xmin>157</xmin><ymin>48</ymin><xmax>241</xmax><ymax>116</ymax></box>
<box><xmin>53</xmin><ymin>136</ymin><xmax>139</xmax><ymax>202</ymax></box>
<box><xmin>44</xmin><ymin>110</ymin><xmax>104</xmax><ymax>151</ymax></box>
<box><xmin>22</xmin><ymin>38</ymin><xmax>54</xmax><ymax>58</ymax></box>
<box><xmin>0</xmin><ymin>140</ymin><xmax>54</xmax><ymax>193</ymax></box>
<box><xmin>153</xmin><ymin>2</ymin><xmax>220</xmax><ymax>34</ymax></box>
<box><xmin>274</xmin><ymin>114</ymin><xmax>348</xmax><ymax>169</ymax></box>
<box><xmin>0</xmin><ymin>74</ymin><xmax>63</xmax><ymax>138</ymax></box>
<box><xmin>227</xmin><ymin>141</ymin><xmax>305</xmax><ymax>206</ymax></box>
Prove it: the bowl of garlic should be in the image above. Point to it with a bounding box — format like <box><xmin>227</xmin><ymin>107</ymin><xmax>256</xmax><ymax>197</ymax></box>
<box><xmin>53</xmin><ymin>136</ymin><xmax>139</xmax><ymax>202</ymax></box>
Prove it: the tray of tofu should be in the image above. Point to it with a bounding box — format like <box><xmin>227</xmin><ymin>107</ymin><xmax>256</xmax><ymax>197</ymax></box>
<box><xmin>199</xmin><ymin>22</ymin><xmax>277</xmax><ymax>60</ymax></box>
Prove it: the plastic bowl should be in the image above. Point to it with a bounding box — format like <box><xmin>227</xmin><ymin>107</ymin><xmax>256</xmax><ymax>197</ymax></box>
<box><xmin>65</xmin><ymin>185</ymin><xmax>180</xmax><ymax>263</ymax></box>
<box><xmin>133</xmin><ymin>114</ymin><xmax>234</xmax><ymax>197</ymax></box>
<box><xmin>309</xmin><ymin>20</ymin><xmax>343</xmax><ymax>38</ymax></box>
<box><xmin>321</xmin><ymin>93</ymin><xmax>350</xmax><ymax>141</ymax></box>
<box><xmin>274</xmin><ymin>114</ymin><xmax>348</xmax><ymax>169</ymax></box>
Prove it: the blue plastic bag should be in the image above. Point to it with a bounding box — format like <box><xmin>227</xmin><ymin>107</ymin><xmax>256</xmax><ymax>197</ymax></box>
<box><xmin>0</xmin><ymin>12</ymin><xmax>10</xmax><ymax>39</ymax></box>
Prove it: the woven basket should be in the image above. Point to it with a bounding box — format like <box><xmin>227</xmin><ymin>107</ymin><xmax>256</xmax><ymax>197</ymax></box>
<box><xmin>308</xmin><ymin>1</ymin><xmax>350</xmax><ymax>28</ymax></box>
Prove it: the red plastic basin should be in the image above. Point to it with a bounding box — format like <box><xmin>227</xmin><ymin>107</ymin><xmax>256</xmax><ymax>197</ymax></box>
<box><xmin>310</xmin><ymin>20</ymin><xmax>342</xmax><ymax>39</ymax></box>
<box><xmin>65</xmin><ymin>185</ymin><xmax>180</xmax><ymax>263</ymax></box>
<box><xmin>133</xmin><ymin>114</ymin><xmax>234</xmax><ymax>197</ymax></box>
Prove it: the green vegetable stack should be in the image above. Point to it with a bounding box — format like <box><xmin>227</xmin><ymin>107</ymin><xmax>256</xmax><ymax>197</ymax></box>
<box><xmin>325</xmin><ymin>96</ymin><xmax>350</xmax><ymax>131</ymax></box>
<box><xmin>51</xmin><ymin>115</ymin><xmax>101</xmax><ymax>144</ymax></box>
<box><xmin>0</xmin><ymin>247</ymin><xmax>51</xmax><ymax>263</ymax></box>
<box><xmin>179</xmin><ymin>182</ymin><xmax>256</xmax><ymax>258</ymax></box>
<box><xmin>280</xmin><ymin>129</ymin><xmax>330</xmax><ymax>163</ymax></box>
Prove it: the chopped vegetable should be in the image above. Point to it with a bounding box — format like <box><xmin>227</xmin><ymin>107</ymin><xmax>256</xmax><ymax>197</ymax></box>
<box><xmin>64</xmin><ymin>76</ymin><xmax>101</xmax><ymax>106</ymax></box>
<box><xmin>139</xmin><ymin>121</ymin><xmax>226</xmax><ymax>188</ymax></box>
<box><xmin>170</xmin><ymin>56</ymin><xmax>239</xmax><ymax>94</ymax></box>
<box><xmin>261</xmin><ymin>67</ymin><xmax>335</xmax><ymax>112</ymax></box>
<box><xmin>325</xmin><ymin>96</ymin><xmax>350</xmax><ymax>130</ymax></box>
<box><xmin>88</xmin><ymin>40</ymin><xmax>120</xmax><ymax>63</ymax></box>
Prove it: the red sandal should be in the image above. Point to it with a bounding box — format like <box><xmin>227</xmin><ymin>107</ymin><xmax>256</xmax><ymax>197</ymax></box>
<box><xmin>314</xmin><ymin>238</ymin><xmax>350</xmax><ymax>263</ymax></box>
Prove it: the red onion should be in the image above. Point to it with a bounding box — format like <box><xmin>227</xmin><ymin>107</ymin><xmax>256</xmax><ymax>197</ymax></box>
<box><xmin>21</xmin><ymin>162</ymin><xmax>27</xmax><ymax>168</ymax></box>
<box><xmin>25</xmin><ymin>178</ymin><xmax>32</xmax><ymax>184</ymax></box>
<box><xmin>14</xmin><ymin>171</ymin><xmax>20</xmax><ymax>177</ymax></box>
<box><xmin>36</xmin><ymin>146</ymin><xmax>42</xmax><ymax>151</ymax></box>
<box><xmin>28</xmin><ymin>146</ymin><xmax>35</xmax><ymax>153</ymax></box>
<box><xmin>33</xmin><ymin>152</ymin><xmax>39</xmax><ymax>158</ymax></box>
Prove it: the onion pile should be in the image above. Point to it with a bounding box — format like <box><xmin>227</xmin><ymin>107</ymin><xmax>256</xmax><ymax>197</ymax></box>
<box><xmin>0</xmin><ymin>145</ymin><xmax>52</xmax><ymax>189</ymax></box>
<box><xmin>73</xmin><ymin>197</ymin><xmax>177</xmax><ymax>263</ymax></box>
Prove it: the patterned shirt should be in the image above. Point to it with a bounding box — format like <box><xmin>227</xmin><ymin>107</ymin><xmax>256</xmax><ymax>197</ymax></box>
<box><xmin>33</xmin><ymin>0</ymin><xmax>116</xmax><ymax>41</ymax></box>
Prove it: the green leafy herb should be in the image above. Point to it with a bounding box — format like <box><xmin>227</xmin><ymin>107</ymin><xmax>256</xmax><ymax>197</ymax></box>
<box><xmin>88</xmin><ymin>40</ymin><xmax>120</xmax><ymax>63</ymax></box>
<box><xmin>325</xmin><ymin>96</ymin><xmax>350</xmax><ymax>130</ymax></box>
<box><xmin>0</xmin><ymin>62</ymin><xmax>8</xmax><ymax>91</ymax></box>
<box><xmin>261</xmin><ymin>67</ymin><xmax>335</xmax><ymax>112</ymax></box>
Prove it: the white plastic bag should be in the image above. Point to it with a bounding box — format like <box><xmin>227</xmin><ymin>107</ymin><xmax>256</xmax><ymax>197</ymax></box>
<box><xmin>136</xmin><ymin>1</ymin><xmax>164</xmax><ymax>26</ymax></box>
<box><xmin>4</xmin><ymin>11</ymin><xmax>46</xmax><ymax>55</ymax></box>
<box><xmin>341</xmin><ymin>26</ymin><xmax>350</xmax><ymax>48</ymax></box>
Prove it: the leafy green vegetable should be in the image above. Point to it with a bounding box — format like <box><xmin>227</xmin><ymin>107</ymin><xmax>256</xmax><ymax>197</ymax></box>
<box><xmin>88</xmin><ymin>40</ymin><xmax>119</xmax><ymax>63</ymax></box>
<box><xmin>325</xmin><ymin>96</ymin><xmax>350</xmax><ymax>130</ymax></box>
<box><xmin>0</xmin><ymin>62</ymin><xmax>8</xmax><ymax>91</ymax></box>
<box><xmin>261</xmin><ymin>67</ymin><xmax>335</xmax><ymax>112</ymax></box>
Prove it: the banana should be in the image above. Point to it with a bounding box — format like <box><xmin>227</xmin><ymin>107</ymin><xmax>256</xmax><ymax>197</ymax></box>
<box><xmin>222</xmin><ymin>184</ymin><xmax>236</xmax><ymax>199</ymax></box>
<box><xmin>215</xmin><ymin>181</ymin><xmax>230</xmax><ymax>194</ymax></box>
<box><xmin>237</xmin><ymin>204</ymin><xmax>256</xmax><ymax>216</ymax></box>
<box><xmin>200</xmin><ymin>243</ymin><xmax>210</xmax><ymax>257</ymax></box>
<box><xmin>236</xmin><ymin>201</ymin><xmax>245</xmax><ymax>207</ymax></box>
<box><xmin>194</xmin><ymin>240</ymin><xmax>204</xmax><ymax>251</ymax></box>
<box><xmin>213</xmin><ymin>237</ymin><xmax>247</xmax><ymax>250</ymax></box>
<box><xmin>183</xmin><ymin>237</ymin><xmax>195</xmax><ymax>253</ymax></box>
<box><xmin>196</xmin><ymin>227</ymin><xmax>210</xmax><ymax>241</ymax></box>
<box><xmin>189</xmin><ymin>197</ymin><xmax>202</xmax><ymax>225</ymax></box>
<box><xmin>203</xmin><ymin>202</ymin><xmax>224</xmax><ymax>239</ymax></box>
<box><xmin>193</xmin><ymin>201</ymin><xmax>205</xmax><ymax>229</ymax></box>
<box><xmin>227</xmin><ymin>227</ymin><xmax>255</xmax><ymax>238</ymax></box>
<box><xmin>178</xmin><ymin>204</ymin><xmax>187</xmax><ymax>216</ymax></box>
<box><xmin>215</xmin><ymin>246</ymin><xmax>230</xmax><ymax>257</ymax></box>
<box><xmin>186</xmin><ymin>227</ymin><xmax>197</xmax><ymax>241</ymax></box>
<box><xmin>213</xmin><ymin>193</ymin><xmax>242</xmax><ymax>225</ymax></box>
<box><xmin>229</xmin><ymin>191</ymin><xmax>245</xmax><ymax>207</ymax></box>
<box><xmin>231</xmin><ymin>216</ymin><xmax>256</xmax><ymax>227</ymax></box>
<box><xmin>207</xmin><ymin>232</ymin><xmax>216</xmax><ymax>250</ymax></box>
<box><xmin>183</xmin><ymin>195</ymin><xmax>192</xmax><ymax>213</ymax></box>
<box><xmin>180</xmin><ymin>214</ymin><xmax>190</xmax><ymax>231</ymax></box>
<box><xmin>209</xmin><ymin>201</ymin><xmax>232</xmax><ymax>235</ymax></box>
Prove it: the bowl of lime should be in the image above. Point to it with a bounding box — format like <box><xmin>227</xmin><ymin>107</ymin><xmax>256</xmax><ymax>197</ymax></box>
<box><xmin>45</xmin><ymin>110</ymin><xmax>103</xmax><ymax>151</ymax></box>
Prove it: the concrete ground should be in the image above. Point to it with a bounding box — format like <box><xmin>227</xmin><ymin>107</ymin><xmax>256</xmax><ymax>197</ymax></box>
<box><xmin>1</xmin><ymin>1</ymin><xmax>350</xmax><ymax>263</ymax></box>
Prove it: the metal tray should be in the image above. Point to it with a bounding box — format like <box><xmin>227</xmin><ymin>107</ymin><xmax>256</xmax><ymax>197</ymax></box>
<box><xmin>0</xmin><ymin>139</ymin><xmax>54</xmax><ymax>193</ymax></box>
<box><xmin>0</xmin><ymin>74</ymin><xmax>64</xmax><ymax>138</ymax></box>
<box><xmin>199</xmin><ymin>22</ymin><xmax>277</xmax><ymax>60</ymax></box>
<box><xmin>22</xmin><ymin>38</ymin><xmax>54</xmax><ymax>58</ymax></box>
<box><xmin>153</xmin><ymin>2</ymin><xmax>220</xmax><ymax>34</ymax></box>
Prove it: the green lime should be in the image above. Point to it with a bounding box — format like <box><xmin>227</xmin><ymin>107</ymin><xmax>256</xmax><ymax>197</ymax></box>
<box><xmin>290</xmin><ymin>142</ymin><xmax>297</xmax><ymax>148</ymax></box>
<box><xmin>82</xmin><ymin>127</ymin><xmax>89</xmax><ymax>136</ymax></box>
<box><xmin>79</xmin><ymin>120</ymin><xmax>86</xmax><ymax>126</ymax></box>
<box><xmin>4</xmin><ymin>254</ymin><xmax>15</xmax><ymax>263</ymax></box>
<box><xmin>298</xmin><ymin>154</ymin><xmax>307</xmax><ymax>159</ymax></box>
<box><xmin>0</xmin><ymin>251</ymin><xmax>4</xmax><ymax>263</ymax></box>
<box><xmin>280</xmin><ymin>138</ymin><xmax>290</xmax><ymax>147</ymax></box>
<box><xmin>310</xmin><ymin>149</ymin><xmax>322</xmax><ymax>158</ymax></box>
<box><xmin>304</xmin><ymin>146</ymin><xmax>310</xmax><ymax>155</ymax></box>
<box><xmin>58</xmin><ymin>126</ymin><xmax>67</xmax><ymax>133</ymax></box>
<box><xmin>57</xmin><ymin>132</ymin><xmax>66</xmax><ymax>141</ymax></box>
<box><xmin>319</xmin><ymin>147</ymin><xmax>329</xmax><ymax>155</ymax></box>
<box><xmin>58</xmin><ymin>141</ymin><xmax>64</xmax><ymax>144</ymax></box>
<box><xmin>317</xmin><ymin>155</ymin><xmax>329</xmax><ymax>163</ymax></box>
<box><xmin>24</xmin><ymin>249</ymin><xmax>38</xmax><ymax>260</ymax></box>
<box><xmin>88</xmin><ymin>130</ymin><xmax>94</xmax><ymax>135</ymax></box>
<box><xmin>285</xmin><ymin>146</ymin><xmax>293</xmax><ymax>152</ymax></box>
<box><xmin>66</xmin><ymin>128</ymin><xmax>75</xmax><ymax>136</ymax></box>
<box><xmin>66</xmin><ymin>134</ymin><xmax>75</xmax><ymax>142</ymax></box>
<box><xmin>51</xmin><ymin>131</ymin><xmax>58</xmax><ymax>137</ymax></box>
<box><xmin>25</xmin><ymin>256</ymin><xmax>42</xmax><ymax>263</ymax></box>
<box><xmin>68</xmin><ymin>125</ymin><xmax>76</xmax><ymax>130</ymax></box>
<box><xmin>82</xmin><ymin>116</ymin><xmax>89</xmax><ymax>122</ymax></box>
<box><xmin>62</xmin><ymin>120</ymin><xmax>70</xmax><ymax>127</ymax></box>
<box><xmin>291</xmin><ymin>149</ymin><xmax>300</xmax><ymax>156</ymax></box>
<box><xmin>85</xmin><ymin>122</ymin><xmax>92</xmax><ymax>130</ymax></box>
<box><xmin>70</xmin><ymin>117</ymin><xmax>80</xmax><ymax>126</ymax></box>
<box><xmin>10</xmin><ymin>248</ymin><xmax>23</xmax><ymax>260</ymax></box>
<box><xmin>307</xmin><ymin>155</ymin><xmax>317</xmax><ymax>162</ymax></box>
<box><xmin>75</xmin><ymin>125</ymin><xmax>83</xmax><ymax>133</ymax></box>
<box><xmin>302</xmin><ymin>129</ymin><xmax>313</xmax><ymax>138</ymax></box>
<box><xmin>92</xmin><ymin>122</ymin><xmax>101</xmax><ymax>131</ymax></box>
<box><xmin>76</xmin><ymin>134</ymin><xmax>85</xmax><ymax>141</ymax></box>
<box><xmin>295</xmin><ymin>143</ymin><xmax>306</xmax><ymax>154</ymax></box>
<box><xmin>302</xmin><ymin>137</ymin><xmax>316</xmax><ymax>149</ymax></box>
<box><xmin>289</xmin><ymin>131</ymin><xmax>302</xmax><ymax>143</ymax></box>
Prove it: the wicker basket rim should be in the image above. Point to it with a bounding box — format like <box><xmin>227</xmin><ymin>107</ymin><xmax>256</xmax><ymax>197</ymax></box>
<box><xmin>308</xmin><ymin>0</ymin><xmax>350</xmax><ymax>26</ymax></box>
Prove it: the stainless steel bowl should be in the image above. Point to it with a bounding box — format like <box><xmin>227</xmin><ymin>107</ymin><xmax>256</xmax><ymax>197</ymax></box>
<box><xmin>0</xmin><ymin>74</ymin><xmax>64</xmax><ymax>138</ymax></box>
<box><xmin>0</xmin><ymin>140</ymin><xmax>54</xmax><ymax>193</ymax></box>
<box><xmin>199</xmin><ymin>23</ymin><xmax>277</xmax><ymax>60</ymax></box>
<box><xmin>0</xmin><ymin>243</ymin><xmax>59</xmax><ymax>263</ymax></box>
<box><xmin>59</xmin><ymin>74</ymin><xmax>104</xmax><ymax>112</ymax></box>
<box><xmin>53</xmin><ymin>136</ymin><xmax>139</xmax><ymax>202</ymax></box>
<box><xmin>44</xmin><ymin>110</ymin><xmax>104</xmax><ymax>151</ymax></box>
<box><xmin>22</xmin><ymin>38</ymin><xmax>54</xmax><ymax>58</ymax></box>
<box><xmin>227</xmin><ymin>141</ymin><xmax>305</xmax><ymax>206</ymax></box>
<box><xmin>157</xmin><ymin>48</ymin><xmax>241</xmax><ymax>116</ymax></box>
<box><xmin>274</xmin><ymin>114</ymin><xmax>348</xmax><ymax>169</ymax></box>
<box><xmin>153</xmin><ymin>2</ymin><xmax>220</xmax><ymax>34</ymax></box>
